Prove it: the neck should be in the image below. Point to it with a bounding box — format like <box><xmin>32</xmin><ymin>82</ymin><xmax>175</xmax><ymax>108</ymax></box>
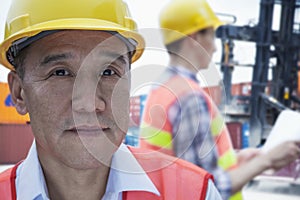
<box><xmin>38</xmin><ymin>149</ymin><xmax>111</xmax><ymax>200</ymax></box>
<box><xmin>48</xmin><ymin>167</ymin><xmax>110</xmax><ymax>200</ymax></box>
<box><xmin>169</xmin><ymin>54</ymin><xmax>198</xmax><ymax>74</ymax></box>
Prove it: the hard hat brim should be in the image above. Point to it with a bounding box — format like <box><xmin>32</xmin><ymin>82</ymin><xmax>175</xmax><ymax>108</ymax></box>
<box><xmin>0</xmin><ymin>18</ymin><xmax>145</xmax><ymax>70</ymax></box>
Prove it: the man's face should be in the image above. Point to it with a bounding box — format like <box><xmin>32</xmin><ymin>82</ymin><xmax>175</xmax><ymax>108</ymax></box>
<box><xmin>11</xmin><ymin>30</ymin><xmax>131</xmax><ymax>169</ymax></box>
<box><xmin>195</xmin><ymin>27</ymin><xmax>216</xmax><ymax>70</ymax></box>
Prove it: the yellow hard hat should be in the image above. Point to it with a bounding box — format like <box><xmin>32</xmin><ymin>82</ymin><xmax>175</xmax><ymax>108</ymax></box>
<box><xmin>160</xmin><ymin>0</ymin><xmax>222</xmax><ymax>45</ymax></box>
<box><xmin>0</xmin><ymin>0</ymin><xmax>145</xmax><ymax>70</ymax></box>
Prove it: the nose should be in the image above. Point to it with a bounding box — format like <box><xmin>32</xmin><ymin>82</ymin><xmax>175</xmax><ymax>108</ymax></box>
<box><xmin>72</xmin><ymin>75</ymin><xmax>105</xmax><ymax>113</ymax></box>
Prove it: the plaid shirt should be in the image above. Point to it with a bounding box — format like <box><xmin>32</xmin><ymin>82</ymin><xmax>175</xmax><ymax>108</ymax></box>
<box><xmin>159</xmin><ymin>66</ymin><xmax>232</xmax><ymax>200</ymax></box>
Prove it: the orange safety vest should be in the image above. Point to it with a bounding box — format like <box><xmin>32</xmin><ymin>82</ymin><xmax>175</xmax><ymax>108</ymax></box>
<box><xmin>139</xmin><ymin>75</ymin><xmax>242</xmax><ymax>200</ymax></box>
<box><xmin>0</xmin><ymin>147</ymin><xmax>213</xmax><ymax>200</ymax></box>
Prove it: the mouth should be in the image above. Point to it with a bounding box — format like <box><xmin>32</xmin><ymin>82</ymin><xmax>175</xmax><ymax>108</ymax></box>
<box><xmin>67</xmin><ymin>125</ymin><xmax>110</xmax><ymax>135</ymax></box>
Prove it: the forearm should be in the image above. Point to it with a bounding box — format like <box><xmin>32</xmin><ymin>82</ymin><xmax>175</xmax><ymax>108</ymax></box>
<box><xmin>228</xmin><ymin>153</ymin><xmax>271</xmax><ymax>194</ymax></box>
<box><xmin>229</xmin><ymin>140</ymin><xmax>300</xmax><ymax>194</ymax></box>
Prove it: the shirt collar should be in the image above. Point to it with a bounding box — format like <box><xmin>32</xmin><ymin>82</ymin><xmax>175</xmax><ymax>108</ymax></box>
<box><xmin>16</xmin><ymin>141</ymin><xmax>49</xmax><ymax>200</ymax></box>
<box><xmin>16</xmin><ymin>141</ymin><xmax>159</xmax><ymax>199</ymax></box>
<box><xmin>105</xmin><ymin>144</ymin><xmax>159</xmax><ymax>195</ymax></box>
<box><xmin>168</xmin><ymin>66</ymin><xmax>200</xmax><ymax>83</ymax></box>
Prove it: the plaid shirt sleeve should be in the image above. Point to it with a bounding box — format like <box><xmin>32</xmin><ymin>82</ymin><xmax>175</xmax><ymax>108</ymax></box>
<box><xmin>168</xmin><ymin>92</ymin><xmax>232</xmax><ymax>200</ymax></box>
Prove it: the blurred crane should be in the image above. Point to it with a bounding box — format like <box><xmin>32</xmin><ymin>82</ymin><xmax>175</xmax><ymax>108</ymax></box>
<box><xmin>216</xmin><ymin>0</ymin><xmax>300</xmax><ymax>147</ymax></box>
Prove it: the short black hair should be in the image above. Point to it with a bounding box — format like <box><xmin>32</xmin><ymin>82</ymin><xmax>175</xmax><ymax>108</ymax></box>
<box><xmin>13</xmin><ymin>48</ymin><xmax>27</xmax><ymax>80</ymax></box>
<box><xmin>165</xmin><ymin>37</ymin><xmax>184</xmax><ymax>55</ymax></box>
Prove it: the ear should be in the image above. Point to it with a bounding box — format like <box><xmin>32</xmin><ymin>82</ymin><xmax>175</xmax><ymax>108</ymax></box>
<box><xmin>183</xmin><ymin>32</ymin><xmax>199</xmax><ymax>50</ymax></box>
<box><xmin>189</xmin><ymin>32</ymin><xmax>198</xmax><ymax>40</ymax></box>
<box><xmin>7</xmin><ymin>71</ymin><xmax>28</xmax><ymax>115</ymax></box>
<box><xmin>184</xmin><ymin>32</ymin><xmax>197</xmax><ymax>43</ymax></box>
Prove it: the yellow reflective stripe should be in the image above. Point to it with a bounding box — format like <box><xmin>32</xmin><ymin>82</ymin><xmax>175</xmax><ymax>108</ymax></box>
<box><xmin>217</xmin><ymin>149</ymin><xmax>237</xmax><ymax>170</ymax></box>
<box><xmin>140</xmin><ymin>123</ymin><xmax>173</xmax><ymax>149</ymax></box>
<box><xmin>230</xmin><ymin>191</ymin><xmax>243</xmax><ymax>200</ymax></box>
<box><xmin>218</xmin><ymin>148</ymin><xmax>242</xmax><ymax>200</ymax></box>
<box><xmin>211</xmin><ymin>114</ymin><xmax>224</xmax><ymax>136</ymax></box>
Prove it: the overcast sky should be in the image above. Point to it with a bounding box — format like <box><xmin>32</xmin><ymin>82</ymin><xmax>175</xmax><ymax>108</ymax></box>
<box><xmin>0</xmin><ymin>0</ymin><xmax>262</xmax><ymax>88</ymax></box>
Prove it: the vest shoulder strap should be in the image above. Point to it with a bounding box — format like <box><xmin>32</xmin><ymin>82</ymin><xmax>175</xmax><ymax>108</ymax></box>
<box><xmin>0</xmin><ymin>163</ymin><xmax>20</xmax><ymax>200</ymax></box>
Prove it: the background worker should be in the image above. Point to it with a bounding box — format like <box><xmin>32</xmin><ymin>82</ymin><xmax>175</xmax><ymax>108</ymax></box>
<box><xmin>0</xmin><ymin>0</ymin><xmax>223</xmax><ymax>199</ymax></box>
<box><xmin>139</xmin><ymin>0</ymin><xmax>300</xmax><ymax>199</ymax></box>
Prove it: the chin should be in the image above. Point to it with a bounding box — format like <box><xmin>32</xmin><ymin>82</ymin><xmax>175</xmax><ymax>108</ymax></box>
<box><xmin>65</xmin><ymin>151</ymin><xmax>114</xmax><ymax>169</ymax></box>
<box><xmin>58</xmin><ymin>142</ymin><xmax>117</xmax><ymax>169</ymax></box>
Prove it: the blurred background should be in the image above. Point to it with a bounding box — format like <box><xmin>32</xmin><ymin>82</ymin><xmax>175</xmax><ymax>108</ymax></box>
<box><xmin>1</xmin><ymin>1</ymin><xmax>300</xmax><ymax>199</ymax></box>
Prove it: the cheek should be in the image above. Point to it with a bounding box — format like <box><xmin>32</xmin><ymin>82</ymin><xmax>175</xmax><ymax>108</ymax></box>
<box><xmin>206</xmin><ymin>39</ymin><xmax>216</xmax><ymax>55</ymax></box>
<box><xmin>109</xmin><ymin>79</ymin><xmax>130</xmax><ymax>132</ymax></box>
<box><xmin>24</xmin><ymin>82</ymin><xmax>72</xmax><ymax>123</ymax></box>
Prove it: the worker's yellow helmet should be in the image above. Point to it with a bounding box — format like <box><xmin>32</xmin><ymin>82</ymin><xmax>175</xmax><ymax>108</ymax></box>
<box><xmin>0</xmin><ymin>0</ymin><xmax>145</xmax><ymax>70</ymax></box>
<box><xmin>160</xmin><ymin>0</ymin><xmax>222</xmax><ymax>45</ymax></box>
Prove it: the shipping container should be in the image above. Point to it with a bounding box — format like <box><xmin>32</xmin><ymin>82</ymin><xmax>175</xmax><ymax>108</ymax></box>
<box><xmin>0</xmin><ymin>124</ymin><xmax>34</xmax><ymax>164</ymax></box>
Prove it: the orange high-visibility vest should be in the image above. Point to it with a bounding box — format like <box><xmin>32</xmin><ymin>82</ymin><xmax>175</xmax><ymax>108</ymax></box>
<box><xmin>0</xmin><ymin>147</ymin><xmax>213</xmax><ymax>200</ymax></box>
<box><xmin>139</xmin><ymin>75</ymin><xmax>242</xmax><ymax>200</ymax></box>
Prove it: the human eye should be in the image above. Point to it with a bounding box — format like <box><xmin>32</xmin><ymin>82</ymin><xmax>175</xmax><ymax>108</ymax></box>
<box><xmin>52</xmin><ymin>69</ymin><xmax>71</xmax><ymax>76</ymax></box>
<box><xmin>101</xmin><ymin>68</ymin><xmax>116</xmax><ymax>76</ymax></box>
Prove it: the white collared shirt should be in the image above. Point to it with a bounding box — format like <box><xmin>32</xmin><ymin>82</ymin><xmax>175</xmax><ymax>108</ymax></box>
<box><xmin>15</xmin><ymin>141</ymin><xmax>221</xmax><ymax>200</ymax></box>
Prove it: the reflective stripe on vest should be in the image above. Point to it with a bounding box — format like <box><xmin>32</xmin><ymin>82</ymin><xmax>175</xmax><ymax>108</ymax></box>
<box><xmin>0</xmin><ymin>148</ymin><xmax>212</xmax><ymax>200</ymax></box>
<box><xmin>140</xmin><ymin>75</ymin><xmax>201</xmax><ymax>156</ymax></box>
<box><xmin>139</xmin><ymin>75</ymin><xmax>242</xmax><ymax>200</ymax></box>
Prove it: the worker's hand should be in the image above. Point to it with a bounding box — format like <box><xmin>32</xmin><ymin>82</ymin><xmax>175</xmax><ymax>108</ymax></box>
<box><xmin>265</xmin><ymin>141</ymin><xmax>300</xmax><ymax>171</ymax></box>
<box><xmin>236</xmin><ymin>148</ymin><xmax>261</xmax><ymax>166</ymax></box>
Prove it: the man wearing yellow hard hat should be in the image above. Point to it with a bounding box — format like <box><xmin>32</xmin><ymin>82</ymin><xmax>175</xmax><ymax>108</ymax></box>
<box><xmin>0</xmin><ymin>0</ymin><xmax>225</xmax><ymax>199</ymax></box>
<box><xmin>139</xmin><ymin>0</ymin><xmax>300</xmax><ymax>199</ymax></box>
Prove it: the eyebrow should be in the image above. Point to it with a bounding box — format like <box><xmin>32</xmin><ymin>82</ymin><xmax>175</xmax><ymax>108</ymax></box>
<box><xmin>40</xmin><ymin>53</ymin><xmax>73</xmax><ymax>66</ymax></box>
<box><xmin>103</xmin><ymin>52</ymin><xmax>130</xmax><ymax>66</ymax></box>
